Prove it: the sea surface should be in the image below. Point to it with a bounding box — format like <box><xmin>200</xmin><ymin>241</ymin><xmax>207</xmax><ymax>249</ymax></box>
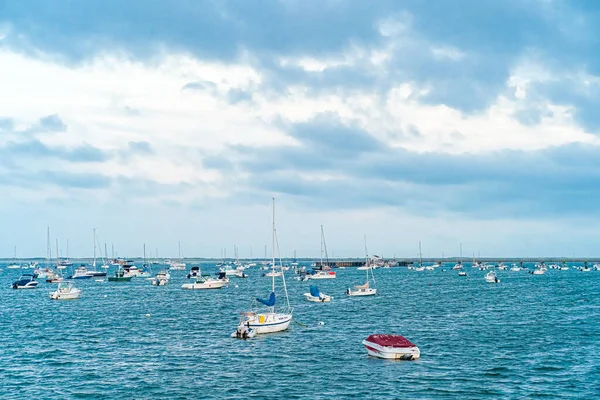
<box><xmin>1</xmin><ymin>263</ymin><xmax>599</xmax><ymax>399</ymax></box>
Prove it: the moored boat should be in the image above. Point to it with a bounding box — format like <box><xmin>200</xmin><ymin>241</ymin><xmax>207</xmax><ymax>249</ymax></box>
<box><xmin>181</xmin><ymin>272</ymin><xmax>228</xmax><ymax>290</ymax></box>
<box><xmin>303</xmin><ymin>285</ymin><xmax>332</xmax><ymax>302</ymax></box>
<box><xmin>362</xmin><ymin>334</ymin><xmax>420</xmax><ymax>360</ymax></box>
<box><xmin>12</xmin><ymin>274</ymin><xmax>38</xmax><ymax>289</ymax></box>
<box><xmin>50</xmin><ymin>282</ymin><xmax>81</xmax><ymax>300</ymax></box>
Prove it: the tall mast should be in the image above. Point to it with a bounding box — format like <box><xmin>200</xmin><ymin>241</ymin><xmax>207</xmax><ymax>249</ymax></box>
<box><xmin>93</xmin><ymin>229</ymin><xmax>97</xmax><ymax>267</ymax></box>
<box><xmin>112</xmin><ymin>244</ymin><xmax>114</xmax><ymax>259</ymax></box>
<box><xmin>419</xmin><ymin>240</ymin><xmax>423</xmax><ymax>266</ymax></box>
<box><xmin>46</xmin><ymin>227</ymin><xmax>51</xmax><ymax>265</ymax></box>
<box><xmin>364</xmin><ymin>235</ymin><xmax>369</xmax><ymax>281</ymax></box>
<box><xmin>105</xmin><ymin>243</ymin><xmax>108</xmax><ymax>263</ymax></box>
<box><xmin>320</xmin><ymin>225</ymin><xmax>324</xmax><ymax>267</ymax></box>
<box><xmin>272</xmin><ymin>197</ymin><xmax>275</xmax><ymax>293</ymax></box>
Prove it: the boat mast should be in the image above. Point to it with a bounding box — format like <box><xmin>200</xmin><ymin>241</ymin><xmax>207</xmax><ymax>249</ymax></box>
<box><xmin>419</xmin><ymin>240</ymin><xmax>423</xmax><ymax>267</ymax></box>
<box><xmin>271</xmin><ymin>197</ymin><xmax>276</xmax><ymax>294</ymax></box>
<box><xmin>93</xmin><ymin>229</ymin><xmax>97</xmax><ymax>268</ymax></box>
<box><xmin>46</xmin><ymin>227</ymin><xmax>51</xmax><ymax>266</ymax></box>
<box><xmin>322</xmin><ymin>226</ymin><xmax>329</xmax><ymax>267</ymax></box>
<box><xmin>55</xmin><ymin>239</ymin><xmax>60</xmax><ymax>276</ymax></box>
<box><xmin>364</xmin><ymin>235</ymin><xmax>369</xmax><ymax>282</ymax></box>
<box><xmin>320</xmin><ymin>225</ymin><xmax>324</xmax><ymax>268</ymax></box>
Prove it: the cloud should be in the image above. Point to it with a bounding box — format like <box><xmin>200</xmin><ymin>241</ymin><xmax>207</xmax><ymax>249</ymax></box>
<box><xmin>128</xmin><ymin>141</ymin><xmax>153</xmax><ymax>154</ymax></box>
<box><xmin>38</xmin><ymin>114</ymin><xmax>67</xmax><ymax>132</ymax></box>
<box><xmin>1</xmin><ymin>139</ymin><xmax>108</xmax><ymax>162</ymax></box>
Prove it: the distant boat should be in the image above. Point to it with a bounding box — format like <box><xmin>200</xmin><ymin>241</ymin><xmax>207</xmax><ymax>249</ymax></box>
<box><xmin>7</xmin><ymin>246</ymin><xmax>20</xmax><ymax>269</ymax></box>
<box><xmin>152</xmin><ymin>271</ymin><xmax>170</xmax><ymax>286</ymax></box>
<box><xmin>347</xmin><ymin>236</ymin><xmax>377</xmax><ymax>296</ymax></box>
<box><xmin>108</xmin><ymin>267</ymin><xmax>132</xmax><ymax>282</ymax></box>
<box><xmin>181</xmin><ymin>272</ymin><xmax>228</xmax><ymax>290</ymax></box>
<box><xmin>69</xmin><ymin>266</ymin><xmax>93</xmax><ymax>280</ymax></box>
<box><xmin>362</xmin><ymin>334</ymin><xmax>420</xmax><ymax>360</ymax></box>
<box><xmin>485</xmin><ymin>270</ymin><xmax>499</xmax><ymax>283</ymax></box>
<box><xmin>458</xmin><ymin>271</ymin><xmax>467</xmax><ymax>277</ymax></box>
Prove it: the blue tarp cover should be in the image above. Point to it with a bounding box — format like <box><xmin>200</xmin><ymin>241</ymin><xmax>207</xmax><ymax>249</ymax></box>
<box><xmin>256</xmin><ymin>292</ymin><xmax>276</xmax><ymax>307</ymax></box>
<box><xmin>310</xmin><ymin>285</ymin><xmax>320</xmax><ymax>297</ymax></box>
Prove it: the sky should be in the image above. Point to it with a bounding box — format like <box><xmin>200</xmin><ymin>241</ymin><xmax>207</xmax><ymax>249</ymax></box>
<box><xmin>2</xmin><ymin>0</ymin><xmax>600</xmax><ymax>259</ymax></box>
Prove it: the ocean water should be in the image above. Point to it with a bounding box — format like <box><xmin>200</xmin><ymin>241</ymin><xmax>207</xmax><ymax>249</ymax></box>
<box><xmin>1</xmin><ymin>263</ymin><xmax>599</xmax><ymax>399</ymax></box>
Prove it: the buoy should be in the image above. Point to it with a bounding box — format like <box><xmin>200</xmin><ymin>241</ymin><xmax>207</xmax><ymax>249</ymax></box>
<box><xmin>104</xmin><ymin>295</ymin><xmax>107</xmax><ymax>298</ymax></box>
<box><xmin>145</xmin><ymin>314</ymin><xmax>151</xmax><ymax>317</ymax></box>
<box><xmin>318</xmin><ymin>321</ymin><xmax>324</xmax><ymax>326</ymax></box>
<box><xmin>234</xmin><ymin>285</ymin><xmax>239</xmax><ymax>288</ymax></box>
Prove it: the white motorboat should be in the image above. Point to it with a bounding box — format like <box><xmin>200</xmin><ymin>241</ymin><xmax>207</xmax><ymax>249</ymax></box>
<box><xmin>452</xmin><ymin>263</ymin><xmax>463</xmax><ymax>270</ymax></box>
<box><xmin>7</xmin><ymin>264</ymin><xmax>21</xmax><ymax>269</ymax></box>
<box><xmin>532</xmin><ymin>269</ymin><xmax>545</xmax><ymax>275</ymax></box>
<box><xmin>458</xmin><ymin>271</ymin><xmax>467</xmax><ymax>277</ymax></box>
<box><xmin>581</xmin><ymin>267</ymin><xmax>592</xmax><ymax>272</ymax></box>
<box><xmin>510</xmin><ymin>264</ymin><xmax>521</xmax><ymax>272</ymax></box>
<box><xmin>485</xmin><ymin>271</ymin><xmax>499</xmax><ymax>283</ymax></box>
<box><xmin>152</xmin><ymin>271</ymin><xmax>170</xmax><ymax>286</ymax></box>
<box><xmin>309</xmin><ymin>270</ymin><xmax>336</xmax><ymax>279</ymax></box>
<box><xmin>69</xmin><ymin>266</ymin><xmax>93</xmax><ymax>279</ymax></box>
<box><xmin>233</xmin><ymin>198</ymin><xmax>293</xmax><ymax>338</ymax></box>
<box><xmin>362</xmin><ymin>334</ymin><xmax>420</xmax><ymax>360</ymax></box>
<box><xmin>303</xmin><ymin>285</ymin><xmax>333</xmax><ymax>302</ymax></box>
<box><xmin>181</xmin><ymin>272</ymin><xmax>228</xmax><ymax>290</ymax></box>
<box><xmin>50</xmin><ymin>282</ymin><xmax>81</xmax><ymax>300</ymax></box>
<box><xmin>414</xmin><ymin>266</ymin><xmax>425</xmax><ymax>272</ymax></box>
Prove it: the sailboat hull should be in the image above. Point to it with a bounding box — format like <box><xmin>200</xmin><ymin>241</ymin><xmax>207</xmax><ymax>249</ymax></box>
<box><xmin>347</xmin><ymin>288</ymin><xmax>377</xmax><ymax>296</ymax></box>
<box><xmin>247</xmin><ymin>314</ymin><xmax>292</xmax><ymax>334</ymax></box>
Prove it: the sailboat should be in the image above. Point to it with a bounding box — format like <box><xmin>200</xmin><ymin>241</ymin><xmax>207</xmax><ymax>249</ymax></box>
<box><xmin>137</xmin><ymin>244</ymin><xmax>152</xmax><ymax>278</ymax></box>
<box><xmin>7</xmin><ymin>246</ymin><xmax>20</xmax><ymax>269</ymax></box>
<box><xmin>168</xmin><ymin>242</ymin><xmax>186</xmax><ymax>270</ymax></box>
<box><xmin>347</xmin><ymin>236</ymin><xmax>377</xmax><ymax>296</ymax></box>
<box><xmin>101</xmin><ymin>243</ymin><xmax>110</xmax><ymax>269</ymax></box>
<box><xmin>87</xmin><ymin>229</ymin><xmax>106</xmax><ymax>277</ymax></box>
<box><xmin>232</xmin><ymin>198</ymin><xmax>293</xmax><ymax>339</ymax></box>
<box><xmin>35</xmin><ymin>227</ymin><xmax>55</xmax><ymax>279</ymax></box>
<box><xmin>310</xmin><ymin>225</ymin><xmax>336</xmax><ymax>279</ymax></box>
<box><xmin>47</xmin><ymin>239</ymin><xmax>64</xmax><ymax>283</ymax></box>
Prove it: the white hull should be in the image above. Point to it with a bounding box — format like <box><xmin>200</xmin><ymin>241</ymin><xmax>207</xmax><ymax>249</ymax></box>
<box><xmin>309</xmin><ymin>273</ymin><xmax>336</xmax><ymax>279</ymax></box>
<box><xmin>181</xmin><ymin>280</ymin><xmax>227</xmax><ymax>290</ymax></box>
<box><xmin>304</xmin><ymin>293</ymin><xmax>332</xmax><ymax>302</ymax></box>
<box><xmin>50</xmin><ymin>289</ymin><xmax>81</xmax><ymax>300</ymax></box>
<box><xmin>347</xmin><ymin>288</ymin><xmax>377</xmax><ymax>296</ymax></box>
<box><xmin>14</xmin><ymin>283</ymin><xmax>38</xmax><ymax>289</ymax></box>
<box><xmin>362</xmin><ymin>340</ymin><xmax>420</xmax><ymax>360</ymax></box>
<box><xmin>246</xmin><ymin>313</ymin><xmax>292</xmax><ymax>334</ymax></box>
<box><xmin>532</xmin><ymin>269</ymin><xmax>545</xmax><ymax>275</ymax></box>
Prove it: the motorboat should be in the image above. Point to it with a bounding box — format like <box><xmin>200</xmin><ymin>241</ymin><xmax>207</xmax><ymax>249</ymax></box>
<box><xmin>308</xmin><ymin>270</ymin><xmax>336</xmax><ymax>279</ymax></box>
<box><xmin>68</xmin><ymin>266</ymin><xmax>93</xmax><ymax>279</ymax></box>
<box><xmin>264</xmin><ymin>269</ymin><xmax>283</xmax><ymax>277</ymax></box>
<box><xmin>458</xmin><ymin>271</ymin><xmax>467</xmax><ymax>277</ymax></box>
<box><xmin>7</xmin><ymin>264</ymin><xmax>21</xmax><ymax>269</ymax></box>
<box><xmin>187</xmin><ymin>266</ymin><xmax>201</xmax><ymax>279</ymax></box>
<box><xmin>510</xmin><ymin>264</ymin><xmax>521</xmax><ymax>272</ymax></box>
<box><xmin>12</xmin><ymin>274</ymin><xmax>38</xmax><ymax>289</ymax></box>
<box><xmin>362</xmin><ymin>334</ymin><xmax>420</xmax><ymax>360</ymax></box>
<box><xmin>485</xmin><ymin>271</ymin><xmax>499</xmax><ymax>283</ymax></box>
<box><xmin>452</xmin><ymin>263</ymin><xmax>463</xmax><ymax>270</ymax></box>
<box><xmin>152</xmin><ymin>271</ymin><xmax>170</xmax><ymax>286</ymax></box>
<box><xmin>231</xmin><ymin>323</ymin><xmax>257</xmax><ymax>339</ymax></box>
<box><xmin>415</xmin><ymin>266</ymin><xmax>425</xmax><ymax>272</ymax></box>
<box><xmin>50</xmin><ymin>282</ymin><xmax>81</xmax><ymax>300</ymax></box>
<box><xmin>303</xmin><ymin>285</ymin><xmax>332</xmax><ymax>302</ymax></box>
<box><xmin>108</xmin><ymin>268</ymin><xmax>133</xmax><ymax>282</ymax></box>
<box><xmin>532</xmin><ymin>268</ymin><xmax>545</xmax><ymax>275</ymax></box>
<box><xmin>181</xmin><ymin>272</ymin><xmax>229</xmax><ymax>290</ymax></box>
<box><xmin>34</xmin><ymin>267</ymin><xmax>54</xmax><ymax>279</ymax></box>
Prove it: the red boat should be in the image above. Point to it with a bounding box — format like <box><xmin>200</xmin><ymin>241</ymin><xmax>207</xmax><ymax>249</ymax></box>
<box><xmin>362</xmin><ymin>334</ymin><xmax>420</xmax><ymax>360</ymax></box>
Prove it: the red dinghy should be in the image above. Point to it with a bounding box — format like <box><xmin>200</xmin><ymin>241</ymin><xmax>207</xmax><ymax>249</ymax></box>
<box><xmin>362</xmin><ymin>334</ymin><xmax>420</xmax><ymax>360</ymax></box>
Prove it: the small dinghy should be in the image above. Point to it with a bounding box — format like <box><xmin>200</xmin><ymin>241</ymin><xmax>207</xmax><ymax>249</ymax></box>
<box><xmin>303</xmin><ymin>285</ymin><xmax>332</xmax><ymax>302</ymax></box>
<box><xmin>231</xmin><ymin>322</ymin><xmax>257</xmax><ymax>340</ymax></box>
<box><xmin>458</xmin><ymin>271</ymin><xmax>467</xmax><ymax>277</ymax></box>
<box><xmin>362</xmin><ymin>334</ymin><xmax>420</xmax><ymax>360</ymax></box>
<box><xmin>50</xmin><ymin>282</ymin><xmax>81</xmax><ymax>300</ymax></box>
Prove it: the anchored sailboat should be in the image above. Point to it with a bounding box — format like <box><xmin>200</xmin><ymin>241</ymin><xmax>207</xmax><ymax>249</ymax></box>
<box><xmin>232</xmin><ymin>198</ymin><xmax>293</xmax><ymax>339</ymax></box>
<box><xmin>347</xmin><ymin>236</ymin><xmax>377</xmax><ymax>296</ymax></box>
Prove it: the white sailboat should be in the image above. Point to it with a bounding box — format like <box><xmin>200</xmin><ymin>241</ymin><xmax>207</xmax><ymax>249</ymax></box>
<box><xmin>7</xmin><ymin>246</ymin><xmax>20</xmax><ymax>269</ymax></box>
<box><xmin>309</xmin><ymin>225</ymin><xmax>336</xmax><ymax>279</ymax></box>
<box><xmin>169</xmin><ymin>241</ymin><xmax>186</xmax><ymax>270</ymax></box>
<box><xmin>232</xmin><ymin>198</ymin><xmax>293</xmax><ymax>339</ymax></box>
<box><xmin>347</xmin><ymin>236</ymin><xmax>377</xmax><ymax>296</ymax></box>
